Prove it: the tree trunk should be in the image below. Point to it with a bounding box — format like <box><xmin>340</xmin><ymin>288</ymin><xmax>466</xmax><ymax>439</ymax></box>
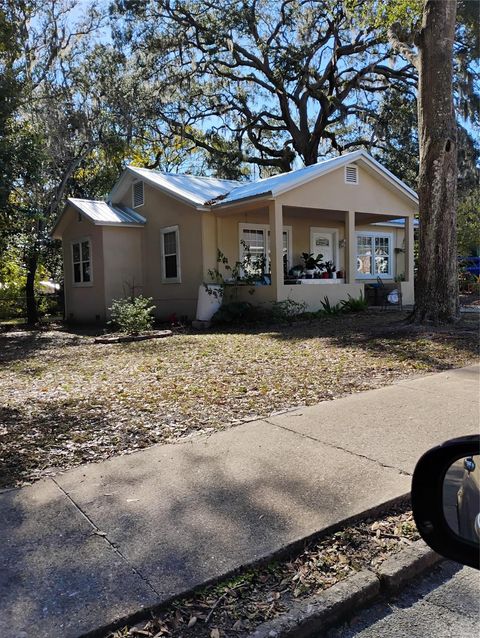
<box><xmin>25</xmin><ymin>253</ymin><xmax>38</xmax><ymax>325</ymax></box>
<box><xmin>413</xmin><ymin>0</ymin><xmax>459</xmax><ymax>323</ymax></box>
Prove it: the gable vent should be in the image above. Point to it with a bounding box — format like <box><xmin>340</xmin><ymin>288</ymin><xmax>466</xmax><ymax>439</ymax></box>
<box><xmin>345</xmin><ymin>165</ymin><xmax>358</xmax><ymax>184</ymax></box>
<box><xmin>133</xmin><ymin>180</ymin><xmax>144</xmax><ymax>207</ymax></box>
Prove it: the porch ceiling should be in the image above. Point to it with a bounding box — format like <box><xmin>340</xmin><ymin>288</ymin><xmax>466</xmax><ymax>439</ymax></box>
<box><xmin>283</xmin><ymin>206</ymin><xmax>407</xmax><ymax>224</ymax></box>
<box><xmin>355</xmin><ymin>211</ymin><xmax>409</xmax><ymax>224</ymax></box>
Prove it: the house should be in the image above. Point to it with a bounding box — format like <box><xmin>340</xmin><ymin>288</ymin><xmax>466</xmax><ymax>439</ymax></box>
<box><xmin>52</xmin><ymin>150</ymin><xmax>418</xmax><ymax>323</ymax></box>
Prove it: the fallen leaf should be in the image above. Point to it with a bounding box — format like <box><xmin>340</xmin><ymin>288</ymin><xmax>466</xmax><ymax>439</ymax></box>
<box><xmin>210</xmin><ymin>629</ymin><xmax>220</xmax><ymax>638</ymax></box>
<box><xmin>187</xmin><ymin>616</ymin><xmax>197</xmax><ymax>628</ymax></box>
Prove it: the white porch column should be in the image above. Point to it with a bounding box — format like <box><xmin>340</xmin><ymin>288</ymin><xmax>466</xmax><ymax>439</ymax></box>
<box><xmin>269</xmin><ymin>199</ymin><xmax>284</xmax><ymax>299</ymax></box>
<box><xmin>345</xmin><ymin>210</ymin><xmax>356</xmax><ymax>284</ymax></box>
<box><xmin>405</xmin><ymin>215</ymin><xmax>415</xmax><ymax>283</ymax></box>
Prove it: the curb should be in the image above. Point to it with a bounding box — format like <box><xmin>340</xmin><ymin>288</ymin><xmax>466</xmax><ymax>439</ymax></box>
<box><xmin>247</xmin><ymin>540</ymin><xmax>442</xmax><ymax>638</ymax></box>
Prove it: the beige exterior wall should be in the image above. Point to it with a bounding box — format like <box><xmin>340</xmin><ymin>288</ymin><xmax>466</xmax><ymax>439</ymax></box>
<box><xmin>116</xmin><ymin>183</ymin><xmax>204</xmax><ymax>318</ymax></box>
<box><xmin>215</xmin><ymin>213</ymin><xmax>407</xmax><ymax>283</ymax></box>
<box><xmin>277</xmin><ymin>164</ymin><xmax>417</xmax><ymax>216</ymax></box>
<box><xmin>58</xmin><ymin>162</ymin><xmax>416</xmax><ymax>323</ymax></box>
<box><xmin>102</xmin><ymin>227</ymin><xmax>143</xmax><ymax>312</ymax></box>
<box><xmin>60</xmin><ymin>207</ymin><xmax>106</xmax><ymax>322</ymax></box>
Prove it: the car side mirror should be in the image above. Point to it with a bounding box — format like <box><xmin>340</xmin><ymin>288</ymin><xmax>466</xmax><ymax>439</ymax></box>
<box><xmin>411</xmin><ymin>434</ymin><xmax>480</xmax><ymax>570</ymax></box>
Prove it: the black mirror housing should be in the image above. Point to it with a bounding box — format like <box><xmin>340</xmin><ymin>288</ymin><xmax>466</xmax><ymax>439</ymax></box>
<box><xmin>411</xmin><ymin>434</ymin><xmax>480</xmax><ymax>570</ymax></box>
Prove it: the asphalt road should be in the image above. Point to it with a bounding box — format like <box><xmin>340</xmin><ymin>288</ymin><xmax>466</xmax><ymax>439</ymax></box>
<box><xmin>327</xmin><ymin>561</ymin><xmax>480</xmax><ymax>638</ymax></box>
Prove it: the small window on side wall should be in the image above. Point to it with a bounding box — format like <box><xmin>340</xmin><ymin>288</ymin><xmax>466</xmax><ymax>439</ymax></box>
<box><xmin>133</xmin><ymin>180</ymin><xmax>144</xmax><ymax>208</ymax></box>
<box><xmin>72</xmin><ymin>239</ymin><xmax>92</xmax><ymax>285</ymax></box>
<box><xmin>160</xmin><ymin>226</ymin><xmax>181</xmax><ymax>283</ymax></box>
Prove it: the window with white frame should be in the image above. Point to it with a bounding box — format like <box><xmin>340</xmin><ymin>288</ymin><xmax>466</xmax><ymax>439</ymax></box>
<box><xmin>160</xmin><ymin>225</ymin><xmax>181</xmax><ymax>282</ymax></box>
<box><xmin>239</xmin><ymin>223</ymin><xmax>291</xmax><ymax>274</ymax></box>
<box><xmin>356</xmin><ymin>232</ymin><xmax>393</xmax><ymax>278</ymax></box>
<box><xmin>132</xmin><ymin>180</ymin><xmax>144</xmax><ymax>208</ymax></box>
<box><xmin>72</xmin><ymin>239</ymin><xmax>92</xmax><ymax>284</ymax></box>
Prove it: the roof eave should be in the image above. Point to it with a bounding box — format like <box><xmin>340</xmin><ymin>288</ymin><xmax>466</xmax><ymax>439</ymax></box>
<box><xmin>92</xmin><ymin>221</ymin><xmax>145</xmax><ymax>227</ymax></box>
<box><xmin>210</xmin><ymin>191</ymin><xmax>273</xmax><ymax>210</ymax></box>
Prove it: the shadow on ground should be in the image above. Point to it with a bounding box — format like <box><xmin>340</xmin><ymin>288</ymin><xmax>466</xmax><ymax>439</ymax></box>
<box><xmin>0</xmin><ymin>433</ymin><xmax>354</xmax><ymax>637</ymax></box>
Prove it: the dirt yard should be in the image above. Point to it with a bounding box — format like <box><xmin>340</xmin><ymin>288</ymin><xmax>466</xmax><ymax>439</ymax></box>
<box><xmin>1</xmin><ymin>311</ymin><xmax>478</xmax><ymax>488</ymax></box>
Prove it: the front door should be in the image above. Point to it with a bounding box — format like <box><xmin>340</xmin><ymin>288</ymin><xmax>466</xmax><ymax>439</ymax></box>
<box><xmin>311</xmin><ymin>230</ymin><xmax>336</xmax><ymax>264</ymax></box>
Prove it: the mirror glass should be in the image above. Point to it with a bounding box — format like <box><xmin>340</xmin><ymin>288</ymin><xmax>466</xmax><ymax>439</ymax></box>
<box><xmin>443</xmin><ymin>455</ymin><xmax>480</xmax><ymax>543</ymax></box>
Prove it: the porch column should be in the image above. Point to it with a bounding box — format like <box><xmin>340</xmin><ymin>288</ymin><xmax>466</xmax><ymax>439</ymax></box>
<box><xmin>269</xmin><ymin>199</ymin><xmax>284</xmax><ymax>298</ymax></box>
<box><xmin>405</xmin><ymin>215</ymin><xmax>415</xmax><ymax>282</ymax></box>
<box><xmin>345</xmin><ymin>210</ymin><xmax>356</xmax><ymax>284</ymax></box>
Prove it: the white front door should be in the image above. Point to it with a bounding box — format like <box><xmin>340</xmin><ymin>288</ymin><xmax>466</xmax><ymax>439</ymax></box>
<box><xmin>311</xmin><ymin>230</ymin><xmax>336</xmax><ymax>264</ymax></box>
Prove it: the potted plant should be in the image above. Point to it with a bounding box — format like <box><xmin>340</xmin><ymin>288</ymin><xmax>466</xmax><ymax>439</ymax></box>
<box><xmin>324</xmin><ymin>261</ymin><xmax>336</xmax><ymax>279</ymax></box>
<box><xmin>301</xmin><ymin>252</ymin><xmax>323</xmax><ymax>277</ymax></box>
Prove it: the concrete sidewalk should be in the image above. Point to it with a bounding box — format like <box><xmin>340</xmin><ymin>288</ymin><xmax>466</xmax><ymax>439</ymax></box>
<box><xmin>1</xmin><ymin>364</ymin><xmax>478</xmax><ymax>638</ymax></box>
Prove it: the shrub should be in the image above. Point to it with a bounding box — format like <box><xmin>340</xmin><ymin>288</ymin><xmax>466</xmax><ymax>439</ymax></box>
<box><xmin>340</xmin><ymin>293</ymin><xmax>368</xmax><ymax>313</ymax></box>
<box><xmin>271</xmin><ymin>299</ymin><xmax>307</xmax><ymax>322</ymax></box>
<box><xmin>319</xmin><ymin>296</ymin><xmax>342</xmax><ymax>315</ymax></box>
<box><xmin>211</xmin><ymin>301</ymin><xmax>267</xmax><ymax>325</ymax></box>
<box><xmin>109</xmin><ymin>296</ymin><xmax>156</xmax><ymax>334</ymax></box>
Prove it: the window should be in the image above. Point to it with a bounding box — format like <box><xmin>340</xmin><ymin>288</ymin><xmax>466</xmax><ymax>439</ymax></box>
<box><xmin>132</xmin><ymin>180</ymin><xmax>144</xmax><ymax>208</ymax></box>
<box><xmin>345</xmin><ymin>165</ymin><xmax>358</xmax><ymax>184</ymax></box>
<box><xmin>356</xmin><ymin>232</ymin><xmax>393</xmax><ymax>278</ymax></box>
<box><xmin>160</xmin><ymin>225</ymin><xmax>181</xmax><ymax>282</ymax></box>
<box><xmin>239</xmin><ymin>223</ymin><xmax>291</xmax><ymax>274</ymax></box>
<box><xmin>71</xmin><ymin>239</ymin><xmax>92</xmax><ymax>285</ymax></box>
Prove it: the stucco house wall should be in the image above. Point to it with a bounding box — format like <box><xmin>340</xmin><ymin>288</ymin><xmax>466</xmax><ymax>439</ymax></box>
<box><xmin>116</xmin><ymin>182</ymin><xmax>205</xmax><ymax>318</ymax></box>
<box><xmin>102</xmin><ymin>226</ymin><xmax>144</xmax><ymax>309</ymax></box>
<box><xmin>61</xmin><ymin>208</ymin><xmax>106</xmax><ymax>322</ymax></box>
<box><xmin>53</xmin><ymin>151</ymin><xmax>417</xmax><ymax>322</ymax></box>
<box><xmin>277</xmin><ymin>165</ymin><xmax>417</xmax><ymax>216</ymax></box>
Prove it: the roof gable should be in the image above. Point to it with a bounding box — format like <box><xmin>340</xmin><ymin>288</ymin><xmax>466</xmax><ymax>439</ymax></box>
<box><xmin>109</xmin><ymin>151</ymin><xmax>417</xmax><ymax>210</ymax></box>
<box><xmin>211</xmin><ymin>151</ymin><xmax>418</xmax><ymax>208</ymax></box>
<box><xmin>110</xmin><ymin>166</ymin><xmax>239</xmax><ymax>207</ymax></box>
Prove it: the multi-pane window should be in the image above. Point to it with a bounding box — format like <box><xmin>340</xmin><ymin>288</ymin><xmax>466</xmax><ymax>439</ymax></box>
<box><xmin>161</xmin><ymin>226</ymin><xmax>180</xmax><ymax>282</ymax></box>
<box><xmin>72</xmin><ymin>239</ymin><xmax>92</xmax><ymax>284</ymax></box>
<box><xmin>356</xmin><ymin>233</ymin><xmax>392</xmax><ymax>277</ymax></box>
<box><xmin>239</xmin><ymin>224</ymin><xmax>291</xmax><ymax>274</ymax></box>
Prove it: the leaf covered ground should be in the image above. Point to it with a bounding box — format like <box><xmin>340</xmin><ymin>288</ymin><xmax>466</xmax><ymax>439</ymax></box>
<box><xmin>109</xmin><ymin>504</ymin><xmax>419</xmax><ymax>638</ymax></box>
<box><xmin>0</xmin><ymin>311</ymin><xmax>478</xmax><ymax>488</ymax></box>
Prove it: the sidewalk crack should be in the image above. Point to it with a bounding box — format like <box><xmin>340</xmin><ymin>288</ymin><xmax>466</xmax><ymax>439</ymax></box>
<box><xmin>265</xmin><ymin>420</ymin><xmax>412</xmax><ymax>477</ymax></box>
<box><xmin>51</xmin><ymin>477</ymin><xmax>160</xmax><ymax>597</ymax></box>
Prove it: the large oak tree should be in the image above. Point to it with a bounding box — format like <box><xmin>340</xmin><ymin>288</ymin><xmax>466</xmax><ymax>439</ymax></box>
<box><xmin>114</xmin><ymin>0</ymin><xmax>417</xmax><ymax>172</ymax></box>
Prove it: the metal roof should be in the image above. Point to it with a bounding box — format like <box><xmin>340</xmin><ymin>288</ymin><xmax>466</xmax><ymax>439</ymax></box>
<box><xmin>67</xmin><ymin>199</ymin><xmax>146</xmax><ymax>226</ymax></box>
<box><xmin>126</xmin><ymin>166</ymin><xmax>239</xmax><ymax>206</ymax></box>
<box><xmin>123</xmin><ymin>150</ymin><xmax>418</xmax><ymax>209</ymax></box>
<box><xmin>211</xmin><ymin>150</ymin><xmax>418</xmax><ymax>207</ymax></box>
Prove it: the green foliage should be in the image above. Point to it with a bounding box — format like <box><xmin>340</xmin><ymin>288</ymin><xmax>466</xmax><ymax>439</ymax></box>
<box><xmin>211</xmin><ymin>301</ymin><xmax>266</xmax><ymax>325</ymax></box>
<box><xmin>207</xmin><ymin>241</ymin><xmax>267</xmax><ymax>300</ymax></box>
<box><xmin>109</xmin><ymin>296</ymin><xmax>156</xmax><ymax>334</ymax></box>
<box><xmin>301</xmin><ymin>253</ymin><xmax>324</xmax><ymax>271</ymax></box>
<box><xmin>271</xmin><ymin>299</ymin><xmax>307</xmax><ymax>322</ymax></box>
<box><xmin>0</xmin><ymin>243</ymin><xmax>57</xmax><ymax>320</ymax></box>
<box><xmin>457</xmin><ymin>188</ymin><xmax>480</xmax><ymax>256</ymax></box>
<box><xmin>340</xmin><ymin>293</ymin><xmax>368</xmax><ymax>313</ymax></box>
<box><xmin>320</xmin><ymin>296</ymin><xmax>342</xmax><ymax>315</ymax></box>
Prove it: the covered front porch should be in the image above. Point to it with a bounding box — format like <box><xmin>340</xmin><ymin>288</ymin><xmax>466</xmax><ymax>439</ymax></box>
<box><xmin>213</xmin><ymin>200</ymin><xmax>415</xmax><ymax>311</ymax></box>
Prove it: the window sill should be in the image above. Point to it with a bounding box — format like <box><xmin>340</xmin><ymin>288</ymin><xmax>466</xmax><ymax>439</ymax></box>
<box><xmin>72</xmin><ymin>282</ymin><xmax>94</xmax><ymax>288</ymax></box>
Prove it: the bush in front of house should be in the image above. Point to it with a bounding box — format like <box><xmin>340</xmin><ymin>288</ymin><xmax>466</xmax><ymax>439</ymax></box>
<box><xmin>211</xmin><ymin>301</ymin><xmax>268</xmax><ymax>325</ymax></box>
<box><xmin>271</xmin><ymin>299</ymin><xmax>307</xmax><ymax>322</ymax></box>
<box><xmin>109</xmin><ymin>296</ymin><xmax>156</xmax><ymax>334</ymax></box>
<box><xmin>339</xmin><ymin>293</ymin><xmax>369</xmax><ymax>313</ymax></box>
